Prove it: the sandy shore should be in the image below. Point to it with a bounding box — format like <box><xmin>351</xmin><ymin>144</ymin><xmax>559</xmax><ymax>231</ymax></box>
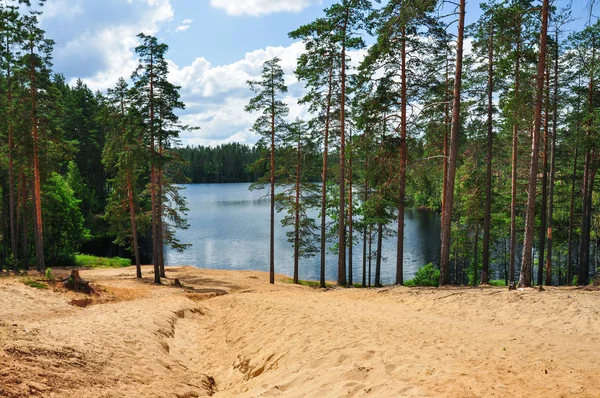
<box><xmin>1</xmin><ymin>266</ymin><xmax>598</xmax><ymax>397</ymax></box>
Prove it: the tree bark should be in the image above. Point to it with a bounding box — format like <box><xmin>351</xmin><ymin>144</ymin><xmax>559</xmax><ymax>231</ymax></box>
<box><xmin>269</xmin><ymin>71</ymin><xmax>276</xmax><ymax>285</ymax></box>
<box><xmin>509</xmin><ymin>32</ymin><xmax>521</xmax><ymax>288</ymax></box>
<box><xmin>538</xmin><ymin>68</ymin><xmax>550</xmax><ymax>285</ymax></box>
<box><xmin>338</xmin><ymin>7</ymin><xmax>349</xmax><ymax>287</ymax></box>
<box><xmin>546</xmin><ymin>36</ymin><xmax>559</xmax><ymax>286</ymax></box>
<box><xmin>482</xmin><ymin>16</ymin><xmax>494</xmax><ymax>285</ymax></box>
<box><xmin>440</xmin><ymin>0</ymin><xmax>465</xmax><ymax>286</ymax></box>
<box><xmin>294</xmin><ymin>133</ymin><xmax>301</xmax><ymax>284</ymax></box>
<box><xmin>319</xmin><ymin>62</ymin><xmax>333</xmax><ymax>288</ymax></box>
<box><xmin>30</xmin><ymin>41</ymin><xmax>44</xmax><ymax>273</ymax></box>
<box><xmin>348</xmin><ymin>129</ymin><xmax>353</xmax><ymax>286</ymax></box>
<box><xmin>567</xmin><ymin>148</ymin><xmax>578</xmax><ymax>285</ymax></box>
<box><xmin>149</xmin><ymin>49</ymin><xmax>160</xmax><ymax>284</ymax></box>
<box><xmin>375</xmin><ymin>222</ymin><xmax>382</xmax><ymax>287</ymax></box>
<box><xmin>518</xmin><ymin>0</ymin><xmax>549</xmax><ymax>288</ymax></box>
<box><xmin>396</xmin><ymin>25</ymin><xmax>407</xmax><ymax>286</ymax></box>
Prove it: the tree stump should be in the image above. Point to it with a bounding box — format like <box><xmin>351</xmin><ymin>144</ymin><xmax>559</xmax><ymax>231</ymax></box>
<box><xmin>63</xmin><ymin>270</ymin><xmax>93</xmax><ymax>294</ymax></box>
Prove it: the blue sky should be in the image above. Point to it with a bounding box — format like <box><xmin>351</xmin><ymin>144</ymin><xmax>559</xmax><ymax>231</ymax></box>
<box><xmin>37</xmin><ymin>0</ymin><xmax>590</xmax><ymax>147</ymax></box>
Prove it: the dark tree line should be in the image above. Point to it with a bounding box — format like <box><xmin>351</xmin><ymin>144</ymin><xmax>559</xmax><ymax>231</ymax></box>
<box><xmin>170</xmin><ymin>143</ymin><xmax>263</xmax><ymax>183</ymax></box>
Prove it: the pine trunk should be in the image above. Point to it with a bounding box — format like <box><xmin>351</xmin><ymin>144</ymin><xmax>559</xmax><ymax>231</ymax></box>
<box><xmin>440</xmin><ymin>0</ymin><xmax>466</xmax><ymax>286</ymax></box>
<box><xmin>338</xmin><ymin>8</ymin><xmax>349</xmax><ymax>287</ymax></box>
<box><xmin>375</xmin><ymin>223</ymin><xmax>382</xmax><ymax>287</ymax></box>
<box><xmin>567</xmin><ymin>148</ymin><xmax>578</xmax><ymax>285</ymax></box>
<box><xmin>319</xmin><ymin>63</ymin><xmax>333</xmax><ymax>289</ymax></box>
<box><xmin>396</xmin><ymin>25</ymin><xmax>407</xmax><ymax>286</ymax></box>
<box><xmin>294</xmin><ymin>135</ymin><xmax>301</xmax><ymax>284</ymax></box>
<box><xmin>482</xmin><ymin>17</ymin><xmax>494</xmax><ymax>285</ymax></box>
<box><xmin>518</xmin><ymin>0</ymin><xmax>549</xmax><ymax>288</ymax></box>
<box><xmin>546</xmin><ymin>34</ymin><xmax>559</xmax><ymax>286</ymax></box>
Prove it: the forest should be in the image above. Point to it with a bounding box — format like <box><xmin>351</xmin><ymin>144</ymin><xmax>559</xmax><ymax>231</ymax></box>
<box><xmin>1</xmin><ymin>0</ymin><xmax>599</xmax><ymax>289</ymax></box>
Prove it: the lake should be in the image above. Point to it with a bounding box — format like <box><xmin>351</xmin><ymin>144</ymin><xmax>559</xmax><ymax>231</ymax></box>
<box><xmin>165</xmin><ymin>183</ymin><xmax>441</xmax><ymax>284</ymax></box>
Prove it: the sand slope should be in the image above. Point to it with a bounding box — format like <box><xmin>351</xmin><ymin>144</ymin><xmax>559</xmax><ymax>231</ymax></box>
<box><xmin>1</xmin><ymin>266</ymin><xmax>598</xmax><ymax>397</ymax></box>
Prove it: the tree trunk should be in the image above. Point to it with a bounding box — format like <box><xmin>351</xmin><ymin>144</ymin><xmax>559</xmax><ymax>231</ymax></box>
<box><xmin>30</xmin><ymin>42</ymin><xmax>44</xmax><ymax>273</ymax></box>
<box><xmin>149</xmin><ymin>50</ymin><xmax>160</xmax><ymax>284</ymax></box>
<box><xmin>294</xmin><ymin>134</ymin><xmax>301</xmax><ymax>284</ymax></box>
<box><xmin>518</xmin><ymin>0</ymin><xmax>549</xmax><ymax>288</ymax></box>
<box><xmin>20</xmin><ymin>173</ymin><xmax>29</xmax><ymax>270</ymax></box>
<box><xmin>269</xmin><ymin>78</ymin><xmax>276</xmax><ymax>285</ymax></box>
<box><xmin>440</xmin><ymin>0</ymin><xmax>466</xmax><ymax>286</ymax></box>
<box><xmin>6</xmin><ymin>36</ymin><xmax>17</xmax><ymax>266</ymax></box>
<box><xmin>375</xmin><ymin>222</ymin><xmax>382</xmax><ymax>287</ymax></box>
<box><xmin>319</xmin><ymin>62</ymin><xmax>333</xmax><ymax>289</ymax></box>
<box><xmin>396</xmin><ymin>25</ymin><xmax>407</xmax><ymax>286</ymax></box>
<box><xmin>368</xmin><ymin>224</ymin><xmax>372</xmax><ymax>287</ymax></box>
<box><xmin>538</xmin><ymin>68</ymin><xmax>550</xmax><ymax>285</ymax></box>
<box><xmin>157</xmin><ymin>138</ymin><xmax>165</xmax><ymax>278</ymax></box>
<box><xmin>473</xmin><ymin>222</ymin><xmax>479</xmax><ymax>286</ymax></box>
<box><xmin>546</xmin><ymin>33</ymin><xmax>559</xmax><ymax>287</ymax></box>
<box><xmin>348</xmin><ymin>130</ymin><xmax>353</xmax><ymax>286</ymax></box>
<box><xmin>509</xmin><ymin>24</ymin><xmax>522</xmax><ymax>289</ymax></box>
<box><xmin>482</xmin><ymin>16</ymin><xmax>494</xmax><ymax>285</ymax></box>
<box><xmin>338</xmin><ymin>7</ymin><xmax>349</xmax><ymax>287</ymax></box>
<box><xmin>567</xmin><ymin>148</ymin><xmax>578</xmax><ymax>285</ymax></box>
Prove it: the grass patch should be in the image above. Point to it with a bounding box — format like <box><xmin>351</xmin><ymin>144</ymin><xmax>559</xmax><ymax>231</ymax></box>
<box><xmin>75</xmin><ymin>254</ymin><xmax>131</xmax><ymax>269</ymax></box>
<box><xmin>489</xmin><ymin>279</ymin><xmax>507</xmax><ymax>287</ymax></box>
<box><xmin>23</xmin><ymin>279</ymin><xmax>48</xmax><ymax>289</ymax></box>
<box><xmin>281</xmin><ymin>278</ymin><xmax>335</xmax><ymax>288</ymax></box>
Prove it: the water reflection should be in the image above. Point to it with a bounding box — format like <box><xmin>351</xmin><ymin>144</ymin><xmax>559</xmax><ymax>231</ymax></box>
<box><xmin>165</xmin><ymin>183</ymin><xmax>441</xmax><ymax>283</ymax></box>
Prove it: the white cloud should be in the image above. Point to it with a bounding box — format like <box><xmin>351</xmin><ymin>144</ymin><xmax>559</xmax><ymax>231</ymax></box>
<box><xmin>176</xmin><ymin>18</ymin><xmax>193</xmax><ymax>32</ymax></box>
<box><xmin>41</xmin><ymin>0</ymin><xmax>174</xmax><ymax>91</ymax></box>
<box><xmin>210</xmin><ymin>0</ymin><xmax>320</xmax><ymax>17</ymax></box>
<box><xmin>168</xmin><ymin>42</ymin><xmax>366</xmax><ymax>147</ymax></box>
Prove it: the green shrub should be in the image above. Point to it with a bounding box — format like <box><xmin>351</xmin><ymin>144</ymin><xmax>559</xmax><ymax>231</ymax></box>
<box><xmin>405</xmin><ymin>263</ymin><xmax>440</xmax><ymax>287</ymax></box>
<box><xmin>44</xmin><ymin>268</ymin><xmax>55</xmax><ymax>282</ymax></box>
<box><xmin>75</xmin><ymin>254</ymin><xmax>131</xmax><ymax>268</ymax></box>
<box><xmin>572</xmin><ymin>275</ymin><xmax>578</xmax><ymax>286</ymax></box>
<box><xmin>489</xmin><ymin>279</ymin><xmax>506</xmax><ymax>287</ymax></box>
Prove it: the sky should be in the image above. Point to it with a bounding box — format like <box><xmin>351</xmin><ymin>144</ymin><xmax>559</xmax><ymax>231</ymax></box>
<box><xmin>36</xmin><ymin>0</ymin><xmax>591</xmax><ymax>147</ymax></box>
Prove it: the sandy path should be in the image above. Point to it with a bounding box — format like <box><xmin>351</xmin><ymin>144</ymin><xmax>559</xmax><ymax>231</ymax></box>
<box><xmin>1</xmin><ymin>266</ymin><xmax>598</xmax><ymax>397</ymax></box>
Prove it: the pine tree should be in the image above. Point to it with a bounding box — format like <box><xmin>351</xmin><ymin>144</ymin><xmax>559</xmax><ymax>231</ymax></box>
<box><xmin>245</xmin><ymin>57</ymin><xmax>289</xmax><ymax>284</ymax></box>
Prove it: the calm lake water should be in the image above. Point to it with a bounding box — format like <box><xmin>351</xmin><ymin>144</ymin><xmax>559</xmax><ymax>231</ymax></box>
<box><xmin>165</xmin><ymin>183</ymin><xmax>441</xmax><ymax>284</ymax></box>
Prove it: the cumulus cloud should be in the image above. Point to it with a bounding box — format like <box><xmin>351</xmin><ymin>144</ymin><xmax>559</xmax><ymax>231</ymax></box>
<box><xmin>168</xmin><ymin>42</ymin><xmax>366</xmax><ymax>146</ymax></box>
<box><xmin>40</xmin><ymin>0</ymin><xmax>174</xmax><ymax>91</ymax></box>
<box><xmin>210</xmin><ymin>0</ymin><xmax>320</xmax><ymax>17</ymax></box>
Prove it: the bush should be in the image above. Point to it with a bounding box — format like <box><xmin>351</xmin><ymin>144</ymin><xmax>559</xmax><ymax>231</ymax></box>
<box><xmin>405</xmin><ymin>263</ymin><xmax>440</xmax><ymax>287</ymax></box>
<box><xmin>44</xmin><ymin>268</ymin><xmax>55</xmax><ymax>282</ymax></box>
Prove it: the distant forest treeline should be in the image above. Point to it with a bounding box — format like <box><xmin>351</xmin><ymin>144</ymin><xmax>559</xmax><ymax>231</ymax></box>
<box><xmin>171</xmin><ymin>144</ymin><xmax>263</xmax><ymax>183</ymax></box>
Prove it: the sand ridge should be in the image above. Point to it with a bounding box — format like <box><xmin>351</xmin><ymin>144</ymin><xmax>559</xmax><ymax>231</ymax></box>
<box><xmin>1</xmin><ymin>266</ymin><xmax>599</xmax><ymax>397</ymax></box>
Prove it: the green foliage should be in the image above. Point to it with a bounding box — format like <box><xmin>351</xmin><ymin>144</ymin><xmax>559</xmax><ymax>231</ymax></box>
<box><xmin>489</xmin><ymin>279</ymin><xmax>506</xmax><ymax>287</ymax></box>
<box><xmin>404</xmin><ymin>263</ymin><xmax>440</xmax><ymax>287</ymax></box>
<box><xmin>44</xmin><ymin>268</ymin><xmax>55</xmax><ymax>282</ymax></box>
<box><xmin>74</xmin><ymin>254</ymin><xmax>131</xmax><ymax>269</ymax></box>
<box><xmin>572</xmin><ymin>275</ymin><xmax>578</xmax><ymax>286</ymax></box>
<box><xmin>42</xmin><ymin>172</ymin><xmax>91</xmax><ymax>266</ymax></box>
<box><xmin>23</xmin><ymin>279</ymin><xmax>48</xmax><ymax>289</ymax></box>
